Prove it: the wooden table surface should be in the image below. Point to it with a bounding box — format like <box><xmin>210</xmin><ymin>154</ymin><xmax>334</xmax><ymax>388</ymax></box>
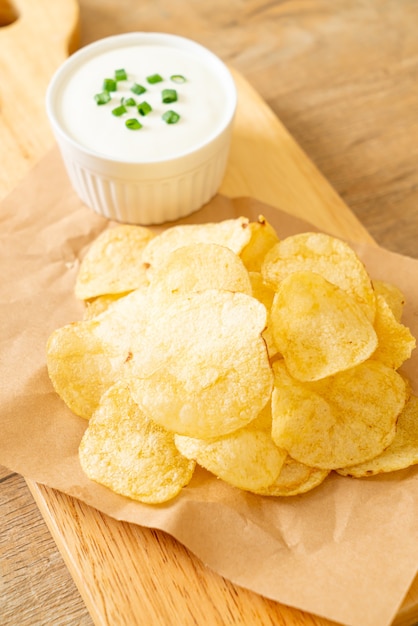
<box><xmin>1</xmin><ymin>1</ymin><xmax>418</xmax><ymax>625</ymax></box>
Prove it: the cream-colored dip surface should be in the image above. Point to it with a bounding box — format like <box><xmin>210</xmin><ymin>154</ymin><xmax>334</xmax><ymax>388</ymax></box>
<box><xmin>55</xmin><ymin>43</ymin><xmax>233</xmax><ymax>162</ymax></box>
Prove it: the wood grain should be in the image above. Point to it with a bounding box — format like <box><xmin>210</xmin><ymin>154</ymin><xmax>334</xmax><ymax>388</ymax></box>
<box><xmin>1</xmin><ymin>1</ymin><xmax>418</xmax><ymax>625</ymax></box>
<box><xmin>0</xmin><ymin>0</ymin><xmax>79</xmax><ymax>197</ymax></box>
<box><xmin>0</xmin><ymin>469</ymin><xmax>93</xmax><ymax>626</ymax></box>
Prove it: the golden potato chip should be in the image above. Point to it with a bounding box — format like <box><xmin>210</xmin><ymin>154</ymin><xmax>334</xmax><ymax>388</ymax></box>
<box><xmin>371</xmin><ymin>294</ymin><xmax>416</xmax><ymax>370</ymax></box>
<box><xmin>75</xmin><ymin>225</ymin><xmax>154</xmax><ymax>300</ymax></box>
<box><xmin>142</xmin><ymin>217</ymin><xmax>252</xmax><ymax>278</ymax></box>
<box><xmin>270</xmin><ymin>271</ymin><xmax>378</xmax><ymax>381</ymax></box>
<box><xmin>46</xmin><ymin>288</ymin><xmax>151</xmax><ymax>418</ymax></box>
<box><xmin>271</xmin><ymin>360</ymin><xmax>406</xmax><ymax>469</ymax></box>
<box><xmin>129</xmin><ymin>289</ymin><xmax>273</xmax><ymax>439</ymax></box>
<box><xmin>79</xmin><ymin>381</ymin><xmax>195</xmax><ymax>504</ymax></box>
<box><xmin>249</xmin><ymin>271</ymin><xmax>279</xmax><ymax>358</ymax></box>
<box><xmin>47</xmin><ymin>320</ymin><xmax>117</xmax><ymax>419</ymax></box>
<box><xmin>248</xmin><ymin>399</ymin><xmax>274</xmax><ymax>431</ymax></box>
<box><xmin>249</xmin><ymin>272</ymin><xmax>275</xmax><ymax>310</ymax></box>
<box><xmin>148</xmin><ymin>243</ymin><xmax>252</xmax><ymax>297</ymax></box>
<box><xmin>254</xmin><ymin>456</ymin><xmax>329</xmax><ymax>496</ymax></box>
<box><xmin>336</xmin><ymin>395</ymin><xmax>418</xmax><ymax>477</ymax></box>
<box><xmin>372</xmin><ymin>279</ymin><xmax>405</xmax><ymax>322</ymax></box>
<box><xmin>174</xmin><ymin>426</ymin><xmax>286</xmax><ymax>491</ymax></box>
<box><xmin>239</xmin><ymin>215</ymin><xmax>280</xmax><ymax>272</ymax></box>
<box><xmin>262</xmin><ymin>232</ymin><xmax>376</xmax><ymax>322</ymax></box>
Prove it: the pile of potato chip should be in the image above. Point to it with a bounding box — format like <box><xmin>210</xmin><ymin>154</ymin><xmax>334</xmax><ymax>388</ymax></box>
<box><xmin>46</xmin><ymin>216</ymin><xmax>418</xmax><ymax>503</ymax></box>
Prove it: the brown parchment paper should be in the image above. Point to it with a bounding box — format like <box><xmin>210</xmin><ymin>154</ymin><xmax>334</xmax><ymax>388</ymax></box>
<box><xmin>1</xmin><ymin>149</ymin><xmax>418</xmax><ymax>626</ymax></box>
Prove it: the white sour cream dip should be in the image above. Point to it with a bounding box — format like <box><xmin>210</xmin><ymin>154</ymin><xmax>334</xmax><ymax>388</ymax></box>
<box><xmin>54</xmin><ymin>38</ymin><xmax>235</xmax><ymax>162</ymax></box>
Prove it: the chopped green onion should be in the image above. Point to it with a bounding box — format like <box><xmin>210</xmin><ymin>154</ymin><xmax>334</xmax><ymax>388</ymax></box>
<box><xmin>137</xmin><ymin>101</ymin><xmax>152</xmax><ymax>116</ymax></box>
<box><xmin>170</xmin><ymin>74</ymin><xmax>186</xmax><ymax>83</ymax></box>
<box><xmin>112</xmin><ymin>105</ymin><xmax>127</xmax><ymax>117</ymax></box>
<box><xmin>94</xmin><ymin>91</ymin><xmax>111</xmax><ymax>105</ymax></box>
<box><xmin>147</xmin><ymin>73</ymin><xmax>163</xmax><ymax>84</ymax></box>
<box><xmin>115</xmin><ymin>68</ymin><xmax>127</xmax><ymax>81</ymax></box>
<box><xmin>131</xmin><ymin>83</ymin><xmax>146</xmax><ymax>95</ymax></box>
<box><xmin>103</xmin><ymin>78</ymin><xmax>117</xmax><ymax>92</ymax></box>
<box><xmin>162</xmin><ymin>110</ymin><xmax>180</xmax><ymax>124</ymax></box>
<box><xmin>121</xmin><ymin>97</ymin><xmax>136</xmax><ymax>107</ymax></box>
<box><xmin>162</xmin><ymin>89</ymin><xmax>177</xmax><ymax>104</ymax></box>
<box><xmin>125</xmin><ymin>118</ymin><xmax>142</xmax><ymax>130</ymax></box>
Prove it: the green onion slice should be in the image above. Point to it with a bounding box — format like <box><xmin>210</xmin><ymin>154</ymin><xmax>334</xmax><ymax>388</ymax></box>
<box><xmin>170</xmin><ymin>74</ymin><xmax>186</xmax><ymax>83</ymax></box>
<box><xmin>94</xmin><ymin>91</ymin><xmax>111</xmax><ymax>105</ymax></box>
<box><xmin>162</xmin><ymin>110</ymin><xmax>180</xmax><ymax>124</ymax></box>
<box><xmin>146</xmin><ymin>73</ymin><xmax>163</xmax><ymax>84</ymax></box>
<box><xmin>115</xmin><ymin>68</ymin><xmax>128</xmax><ymax>81</ymax></box>
<box><xmin>131</xmin><ymin>83</ymin><xmax>146</xmax><ymax>95</ymax></box>
<box><xmin>137</xmin><ymin>101</ymin><xmax>152</xmax><ymax>116</ymax></box>
<box><xmin>125</xmin><ymin>118</ymin><xmax>142</xmax><ymax>130</ymax></box>
<box><xmin>103</xmin><ymin>78</ymin><xmax>117</xmax><ymax>92</ymax></box>
<box><xmin>112</xmin><ymin>105</ymin><xmax>127</xmax><ymax>117</ymax></box>
<box><xmin>162</xmin><ymin>88</ymin><xmax>178</xmax><ymax>104</ymax></box>
<box><xmin>121</xmin><ymin>97</ymin><xmax>136</xmax><ymax>107</ymax></box>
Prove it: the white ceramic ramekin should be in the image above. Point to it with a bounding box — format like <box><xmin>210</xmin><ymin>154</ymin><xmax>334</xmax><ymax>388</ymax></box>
<box><xmin>46</xmin><ymin>32</ymin><xmax>237</xmax><ymax>225</ymax></box>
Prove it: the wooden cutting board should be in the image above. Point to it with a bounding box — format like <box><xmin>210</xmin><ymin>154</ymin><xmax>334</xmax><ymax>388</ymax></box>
<box><xmin>2</xmin><ymin>1</ymin><xmax>417</xmax><ymax>624</ymax></box>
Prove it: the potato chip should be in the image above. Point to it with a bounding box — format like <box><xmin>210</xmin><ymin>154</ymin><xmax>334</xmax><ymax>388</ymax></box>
<box><xmin>371</xmin><ymin>294</ymin><xmax>416</xmax><ymax>370</ymax></box>
<box><xmin>254</xmin><ymin>456</ymin><xmax>330</xmax><ymax>496</ymax></box>
<box><xmin>372</xmin><ymin>279</ymin><xmax>405</xmax><ymax>322</ymax></box>
<box><xmin>336</xmin><ymin>395</ymin><xmax>418</xmax><ymax>477</ymax></box>
<box><xmin>270</xmin><ymin>271</ymin><xmax>378</xmax><ymax>381</ymax></box>
<box><xmin>148</xmin><ymin>243</ymin><xmax>252</xmax><ymax>297</ymax></box>
<box><xmin>262</xmin><ymin>232</ymin><xmax>376</xmax><ymax>321</ymax></box>
<box><xmin>174</xmin><ymin>425</ymin><xmax>286</xmax><ymax>491</ymax></box>
<box><xmin>239</xmin><ymin>215</ymin><xmax>280</xmax><ymax>272</ymax></box>
<box><xmin>249</xmin><ymin>271</ymin><xmax>279</xmax><ymax>358</ymax></box>
<box><xmin>248</xmin><ymin>399</ymin><xmax>274</xmax><ymax>431</ymax></box>
<box><xmin>142</xmin><ymin>217</ymin><xmax>252</xmax><ymax>278</ymax></box>
<box><xmin>75</xmin><ymin>224</ymin><xmax>154</xmax><ymax>300</ymax></box>
<box><xmin>79</xmin><ymin>381</ymin><xmax>195</xmax><ymax>503</ymax></box>
<box><xmin>46</xmin><ymin>288</ymin><xmax>151</xmax><ymax>418</ymax></box>
<box><xmin>129</xmin><ymin>289</ymin><xmax>273</xmax><ymax>439</ymax></box>
<box><xmin>271</xmin><ymin>360</ymin><xmax>406</xmax><ymax>469</ymax></box>
<box><xmin>249</xmin><ymin>272</ymin><xmax>275</xmax><ymax>310</ymax></box>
